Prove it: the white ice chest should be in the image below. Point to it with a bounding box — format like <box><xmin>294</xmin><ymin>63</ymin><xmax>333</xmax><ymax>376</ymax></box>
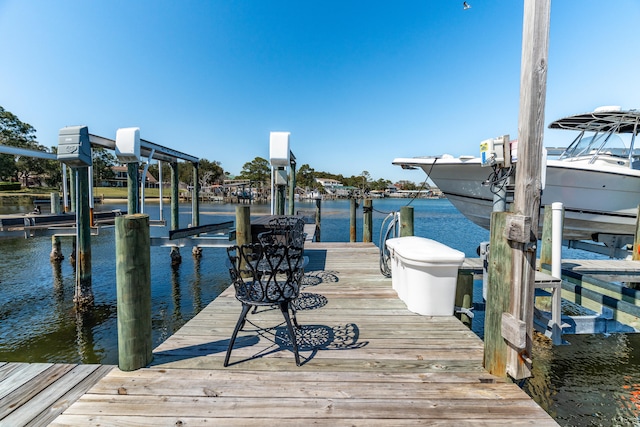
<box><xmin>386</xmin><ymin>236</ymin><xmax>465</xmax><ymax>316</ymax></box>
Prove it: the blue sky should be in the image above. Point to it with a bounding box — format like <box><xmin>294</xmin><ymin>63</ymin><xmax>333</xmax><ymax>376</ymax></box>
<box><xmin>1</xmin><ymin>1</ymin><xmax>640</xmax><ymax>184</ymax></box>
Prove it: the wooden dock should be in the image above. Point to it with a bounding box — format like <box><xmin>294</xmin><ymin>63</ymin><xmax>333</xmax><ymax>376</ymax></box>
<box><xmin>51</xmin><ymin>242</ymin><xmax>557</xmax><ymax>426</ymax></box>
<box><xmin>0</xmin><ymin>362</ymin><xmax>113</xmax><ymax>426</ymax></box>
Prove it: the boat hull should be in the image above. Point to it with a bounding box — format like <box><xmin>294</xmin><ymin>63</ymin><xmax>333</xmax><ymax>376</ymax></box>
<box><xmin>393</xmin><ymin>157</ymin><xmax>640</xmax><ymax>241</ymax></box>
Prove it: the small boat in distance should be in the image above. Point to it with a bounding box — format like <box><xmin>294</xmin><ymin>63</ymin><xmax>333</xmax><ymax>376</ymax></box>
<box><xmin>393</xmin><ymin>107</ymin><xmax>640</xmax><ymax>249</ymax></box>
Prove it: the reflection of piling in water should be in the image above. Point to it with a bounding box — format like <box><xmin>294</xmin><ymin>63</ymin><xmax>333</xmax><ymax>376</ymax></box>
<box><xmin>171</xmin><ymin>267</ymin><xmax>183</xmax><ymax>324</ymax></box>
<box><xmin>51</xmin><ymin>261</ymin><xmax>64</xmax><ymax>301</ymax></box>
<box><xmin>192</xmin><ymin>256</ymin><xmax>202</xmax><ymax>312</ymax></box>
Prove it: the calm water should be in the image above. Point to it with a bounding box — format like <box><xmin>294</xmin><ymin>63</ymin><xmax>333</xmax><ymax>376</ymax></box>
<box><xmin>1</xmin><ymin>198</ymin><xmax>639</xmax><ymax>426</ymax></box>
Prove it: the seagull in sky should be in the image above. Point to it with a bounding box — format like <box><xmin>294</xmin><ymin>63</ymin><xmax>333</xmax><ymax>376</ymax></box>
<box><xmin>463</xmin><ymin>2</ymin><xmax>471</xmax><ymax>9</ymax></box>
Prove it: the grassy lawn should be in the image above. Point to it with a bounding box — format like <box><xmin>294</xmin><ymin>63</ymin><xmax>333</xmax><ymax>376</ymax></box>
<box><xmin>94</xmin><ymin>187</ymin><xmax>164</xmax><ymax>198</ymax></box>
<box><xmin>0</xmin><ymin>187</ymin><xmax>167</xmax><ymax>199</ymax></box>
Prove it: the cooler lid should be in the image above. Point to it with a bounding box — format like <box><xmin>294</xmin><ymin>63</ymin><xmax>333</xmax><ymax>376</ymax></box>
<box><xmin>386</xmin><ymin>236</ymin><xmax>465</xmax><ymax>263</ymax></box>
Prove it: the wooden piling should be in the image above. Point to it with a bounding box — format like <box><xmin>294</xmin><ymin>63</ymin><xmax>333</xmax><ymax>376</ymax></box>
<box><xmin>170</xmin><ymin>162</ymin><xmax>181</xmax><ymax>266</ymax></box>
<box><xmin>315</xmin><ymin>197</ymin><xmax>322</xmax><ymax>242</ymax></box>
<box><xmin>50</xmin><ymin>235</ymin><xmax>64</xmax><ymax>262</ymax></box>
<box><xmin>275</xmin><ymin>167</ymin><xmax>286</xmax><ymax>216</ymax></box>
<box><xmin>455</xmin><ymin>272</ymin><xmax>474</xmax><ymax>328</ymax></box>
<box><xmin>116</xmin><ymin>214</ymin><xmax>152</xmax><ymax>371</ymax></box>
<box><xmin>400</xmin><ymin>206</ymin><xmax>414</xmax><ymax>237</ymax></box>
<box><xmin>50</xmin><ymin>192</ymin><xmax>60</xmax><ymax>214</ymax></box>
<box><xmin>504</xmin><ymin>0</ymin><xmax>550</xmax><ymax>380</ymax></box>
<box><xmin>350</xmin><ymin>198</ymin><xmax>357</xmax><ymax>242</ymax></box>
<box><xmin>363</xmin><ymin>199</ymin><xmax>372</xmax><ymax>243</ymax></box>
<box><xmin>288</xmin><ymin>160</ymin><xmax>296</xmax><ymax>216</ymax></box>
<box><xmin>236</xmin><ymin>205</ymin><xmax>251</xmax><ymax>246</ymax></box>
<box><xmin>540</xmin><ymin>205</ymin><xmax>553</xmax><ymax>267</ymax></box>
<box><xmin>127</xmin><ymin>162</ymin><xmax>139</xmax><ymax>215</ymax></box>
<box><xmin>192</xmin><ymin>162</ymin><xmax>199</xmax><ymax>228</ymax></box>
<box><xmin>633</xmin><ymin>205</ymin><xmax>640</xmax><ymax>261</ymax></box>
<box><xmin>483</xmin><ymin>211</ymin><xmax>511</xmax><ymax>378</ymax></box>
<box><xmin>74</xmin><ymin>166</ymin><xmax>93</xmax><ymax>309</ymax></box>
<box><xmin>69</xmin><ymin>167</ymin><xmax>76</xmax><ymax>213</ymax></box>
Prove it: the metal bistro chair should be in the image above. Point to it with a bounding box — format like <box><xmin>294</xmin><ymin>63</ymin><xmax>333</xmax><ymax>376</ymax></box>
<box><xmin>225</xmin><ymin>242</ymin><xmax>305</xmax><ymax>366</ymax></box>
<box><xmin>257</xmin><ymin>216</ymin><xmax>307</xmax><ymax>248</ymax></box>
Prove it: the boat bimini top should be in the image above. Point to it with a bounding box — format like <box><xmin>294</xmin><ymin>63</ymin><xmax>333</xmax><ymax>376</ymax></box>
<box><xmin>548</xmin><ymin>106</ymin><xmax>640</xmax><ymax>168</ymax></box>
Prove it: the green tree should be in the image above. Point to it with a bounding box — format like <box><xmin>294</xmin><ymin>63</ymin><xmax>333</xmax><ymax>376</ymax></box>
<box><xmin>370</xmin><ymin>178</ymin><xmax>392</xmax><ymax>191</ymax></box>
<box><xmin>296</xmin><ymin>163</ymin><xmax>318</xmax><ymax>190</ymax></box>
<box><xmin>198</xmin><ymin>159</ymin><xmax>225</xmax><ymax>185</ymax></box>
<box><xmin>396</xmin><ymin>180</ymin><xmax>417</xmax><ymax>190</ymax></box>
<box><xmin>43</xmin><ymin>146</ymin><xmax>62</xmax><ymax>187</ymax></box>
<box><xmin>238</xmin><ymin>157</ymin><xmax>270</xmax><ymax>186</ymax></box>
<box><xmin>178</xmin><ymin>162</ymin><xmax>195</xmax><ymax>185</ymax></box>
<box><xmin>15</xmin><ymin>145</ymin><xmax>50</xmax><ymax>187</ymax></box>
<box><xmin>0</xmin><ymin>106</ymin><xmax>38</xmax><ymax>182</ymax></box>
<box><xmin>92</xmin><ymin>147</ymin><xmax>117</xmax><ymax>185</ymax></box>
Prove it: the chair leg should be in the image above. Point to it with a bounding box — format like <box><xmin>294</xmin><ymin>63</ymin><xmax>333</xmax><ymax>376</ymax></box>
<box><xmin>290</xmin><ymin>303</ymin><xmax>300</xmax><ymax>329</ymax></box>
<box><xmin>279</xmin><ymin>301</ymin><xmax>301</xmax><ymax>366</ymax></box>
<box><xmin>224</xmin><ymin>303</ymin><xmax>252</xmax><ymax>367</ymax></box>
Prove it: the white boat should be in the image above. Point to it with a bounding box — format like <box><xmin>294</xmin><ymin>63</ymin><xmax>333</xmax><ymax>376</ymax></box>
<box><xmin>393</xmin><ymin>107</ymin><xmax>640</xmax><ymax>245</ymax></box>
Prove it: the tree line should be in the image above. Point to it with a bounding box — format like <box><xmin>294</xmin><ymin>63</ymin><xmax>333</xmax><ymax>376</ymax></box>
<box><xmin>1</xmin><ymin>106</ymin><xmax>420</xmax><ymax>191</ymax></box>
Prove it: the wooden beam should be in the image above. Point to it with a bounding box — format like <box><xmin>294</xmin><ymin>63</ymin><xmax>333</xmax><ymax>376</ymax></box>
<box><xmin>169</xmin><ymin>221</ymin><xmax>233</xmax><ymax>240</ymax></box>
<box><xmin>508</xmin><ymin>0</ymin><xmax>551</xmax><ymax>380</ymax></box>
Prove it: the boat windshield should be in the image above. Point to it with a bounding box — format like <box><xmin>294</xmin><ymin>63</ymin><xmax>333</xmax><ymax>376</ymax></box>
<box><xmin>561</xmin><ymin>133</ymin><xmax>632</xmax><ymax>160</ymax></box>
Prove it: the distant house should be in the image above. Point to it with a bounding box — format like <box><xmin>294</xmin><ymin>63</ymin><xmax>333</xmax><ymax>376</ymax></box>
<box><xmin>315</xmin><ymin>177</ymin><xmax>342</xmax><ymax>189</ymax></box>
<box><xmin>108</xmin><ymin>166</ymin><xmax>159</xmax><ymax>188</ymax></box>
<box><xmin>315</xmin><ymin>177</ymin><xmax>353</xmax><ymax>198</ymax></box>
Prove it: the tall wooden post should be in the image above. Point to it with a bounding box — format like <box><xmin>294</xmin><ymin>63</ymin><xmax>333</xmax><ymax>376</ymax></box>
<box><xmin>69</xmin><ymin>166</ymin><xmax>77</xmax><ymax>212</ymax></box>
<box><xmin>288</xmin><ymin>160</ymin><xmax>296</xmax><ymax>216</ymax></box>
<box><xmin>50</xmin><ymin>192</ymin><xmax>60</xmax><ymax>214</ymax></box>
<box><xmin>50</xmin><ymin>235</ymin><xmax>64</xmax><ymax>262</ymax></box>
<box><xmin>127</xmin><ymin>162</ymin><xmax>139</xmax><ymax>215</ymax></box>
<box><xmin>275</xmin><ymin>167</ymin><xmax>286</xmax><ymax>215</ymax></box>
<box><xmin>363</xmin><ymin>199</ymin><xmax>372</xmax><ymax>243</ymax></box>
<box><xmin>116</xmin><ymin>214</ymin><xmax>152</xmax><ymax>371</ymax></box>
<box><xmin>455</xmin><ymin>272</ymin><xmax>474</xmax><ymax>328</ymax></box>
<box><xmin>170</xmin><ymin>161</ymin><xmax>181</xmax><ymax>266</ymax></box>
<box><xmin>483</xmin><ymin>211</ymin><xmax>512</xmax><ymax>376</ymax></box>
<box><xmin>192</xmin><ymin>162</ymin><xmax>200</xmax><ymax>228</ymax></box>
<box><xmin>236</xmin><ymin>205</ymin><xmax>251</xmax><ymax>245</ymax></box>
<box><xmin>315</xmin><ymin>197</ymin><xmax>322</xmax><ymax>242</ymax></box>
<box><xmin>350</xmin><ymin>198</ymin><xmax>357</xmax><ymax>242</ymax></box>
<box><xmin>400</xmin><ymin>206</ymin><xmax>414</xmax><ymax>237</ymax></box>
<box><xmin>633</xmin><ymin>205</ymin><xmax>640</xmax><ymax>261</ymax></box>
<box><xmin>62</xmin><ymin>163</ymin><xmax>70</xmax><ymax>213</ymax></box>
<box><xmin>506</xmin><ymin>0</ymin><xmax>551</xmax><ymax>380</ymax></box>
<box><xmin>74</xmin><ymin>166</ymin><xmax>93</xmax><ymax>309</ymax></box>
<box><xmin>540</xmin><ymin>205</ymin><xmax>553</xmax><ymax>268</ymax></box>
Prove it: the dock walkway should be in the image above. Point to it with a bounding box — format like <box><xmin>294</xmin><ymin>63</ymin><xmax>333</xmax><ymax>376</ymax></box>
<box><xmin>52</xmin><ymin>242</ymin><xmax>557</xmax><ymax>426</ymax></box>
<box><xmin>0</xmin><ymin>362</ymin><xmax>113</xmax><ymax>426</ymax></box>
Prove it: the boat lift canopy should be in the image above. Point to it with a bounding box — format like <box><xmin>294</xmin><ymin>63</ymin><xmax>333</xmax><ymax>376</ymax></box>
<box><xmin>549</xmin><ymin>109</ymin><xmax>640</xmax><ymax>135</ymax></box>
<box><xmin>89</xmin><ymin>133</ymin><xmax>199</xmax><ymax>164</ymax></box>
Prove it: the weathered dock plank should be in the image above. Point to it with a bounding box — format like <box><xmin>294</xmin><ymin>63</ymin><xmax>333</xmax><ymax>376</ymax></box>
<box><xmin>0</xmin><ymin>363</ymin><xmax>113</xmax><ymax>426</ymax></box>
<box><xmin>51</xmin><ymin>242</ymin><xmax>557</xmax><ymax>426</ymax></box>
